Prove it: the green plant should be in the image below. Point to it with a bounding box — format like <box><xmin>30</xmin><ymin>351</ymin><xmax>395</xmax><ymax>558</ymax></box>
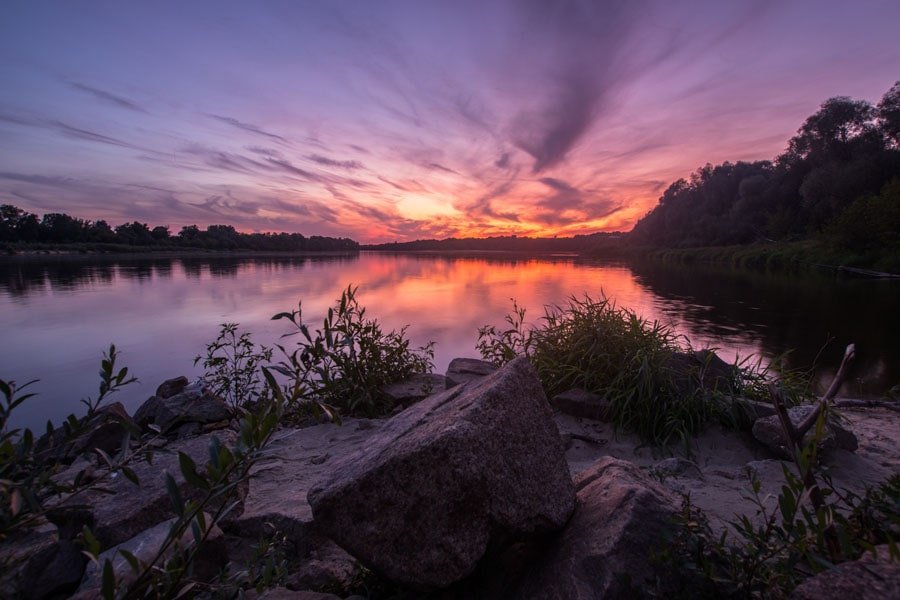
<box><xmin>270</xmin><ymin>285</ymin><xmax>434</xmax><ymax>416</ymax></box>
<box><xmin>1</xmin><ymin>345</ymin><xmax>140</xmax><ymax>543</ymax></box>
<box><xmin>195</xmin><ymin>323</ymin><xmax>273</xmax><ymax>409</ymax></box>
<box><xmin>657</xmin><ymin>409</ymin><xmax>899</xmax><ymax>598</ymax></box>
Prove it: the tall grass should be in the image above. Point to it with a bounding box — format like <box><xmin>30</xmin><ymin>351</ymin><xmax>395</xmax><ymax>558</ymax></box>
<box><xmin>478</xmin><ymin>296</ymin><xmax>811</xmax><ymax>447</ymax></box>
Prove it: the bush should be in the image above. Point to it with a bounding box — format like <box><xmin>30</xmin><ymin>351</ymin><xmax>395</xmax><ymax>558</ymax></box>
<box><xmin>269</xmin><ymin>285</ymin><xmax>435</xmax><ymax>417</ymax></box>
<box><xmin>477</xmin><ymin>296</ymin><xmax>810</xmax><ymax>446</ymax></box>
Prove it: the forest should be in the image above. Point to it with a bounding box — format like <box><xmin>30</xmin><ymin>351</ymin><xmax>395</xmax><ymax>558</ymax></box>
<box><xmin>630</xmin><ymin>81</ymin><xmax>900</xmax><ymax>256</ymax></box>
<box><xmin>0</xmin><ymin>208</ymin><xmax>358</xmax><ymax>252</ymax></box>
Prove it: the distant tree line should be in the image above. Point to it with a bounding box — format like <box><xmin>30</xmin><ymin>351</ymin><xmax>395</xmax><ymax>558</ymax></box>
<box><xmin>364</xmin><ymin>232</ymin><xmax>624</xmax><ymax>252</ymax></box>
<box><xmin>0</xmin><ymin>207</ymin><xmax>359</xmax><ymax>252</ymax></box>
<box><xmin>631</xmin><ymin>81</ymin><xmax>900</xmax><ymax>254</ymax></box>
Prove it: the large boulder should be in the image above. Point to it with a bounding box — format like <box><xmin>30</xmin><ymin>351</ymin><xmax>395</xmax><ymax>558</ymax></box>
<box><xmin>235</xmin><ymin>420</ymin><xmax>383</xmax><ymax>553</ymax></box>
<box><xmin>792</xmin><ymin>545</ymin><xmax>899</xmax><ymax>599</ymax></box>
<box><xmin>35</xmin><ymin>402</ymin><xmax>136</xmax><ymax>465</ymax></box>
<box><xmin>445</xmin><ymin>357</ymin><xmax>498</xmax><ymax>388</ymax></box>
<box><xmin>133</xmin><ymin>381</ymin><xmax>230</xmax><ymax>434</ymax></box>
<box><xmin>308</xmin><ymin>357</ymin><xmax>575</xmax><ymax>589</ymax></box>
<box><xmin>752</xmin><ymin>405</ymin><xmax>858</xmax><ymax>458</ymax></box>
<box><xmin>155</xmin><ymin>376</ymin><xmax>190</xmax><ymax>399</ymax></box>
<box><xmin>513</xmin><ymin>457</ymin><xmax>681</xmax><ymax>599</ymax></box>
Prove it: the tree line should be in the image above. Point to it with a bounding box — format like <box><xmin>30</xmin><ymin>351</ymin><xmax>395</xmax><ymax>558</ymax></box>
<box><xmin>363</xmin><ymin>232</ymin><xmax>624</xmax><ymax>252</ymax></box>
<box><xmin>0</xmin><ymin>207</ymin><xmax>358</xmax><ymax>252</ymax></box>
<box><xmin>630</xmin><ymin>81</ymin><xmax>900</xmax><ymax>255</ymax></box>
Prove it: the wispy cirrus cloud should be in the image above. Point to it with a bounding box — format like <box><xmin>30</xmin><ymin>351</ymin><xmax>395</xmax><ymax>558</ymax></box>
<box><xmin>68</xmin><ymin>82</ymin><xmax>148</xmax><ymax>113</ymax></box>
<box><xmin>207</xmin><ymin>114</ymin><xmax>288</xmax><ymax>143</ymax></box>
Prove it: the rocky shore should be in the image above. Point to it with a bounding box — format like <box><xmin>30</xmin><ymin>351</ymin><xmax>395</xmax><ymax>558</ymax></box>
<box><xmin>2</xmin><ymin>356</ymin><xmax>898</xmax><ymax>599</ymax></box>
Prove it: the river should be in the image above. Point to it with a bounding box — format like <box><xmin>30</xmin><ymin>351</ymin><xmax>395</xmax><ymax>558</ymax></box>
<box><xmin>1</xmin><ymin>252</ymin><xmax>897</xmax><ymax>431</ymax></box>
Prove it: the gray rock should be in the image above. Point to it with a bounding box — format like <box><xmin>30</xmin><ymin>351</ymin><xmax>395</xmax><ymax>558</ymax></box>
<box><xmin>308</xmin><ymin>357</ymin><xmax>574</xmax><ymax>589</ymax></box>
<box><xmin>155</xmin><ymin>376</ymin><xmax>190</xmax><ymax>399</ymax></box>
<box><xmin>35</xmin><ymin>401</ymin><xmax>136</xmax><ymax>465</ymax></box>
<box><xmin>25</xmin><ymin>539</ymin><xmax>86</xmax><ymax>599</ymax></box>
<box><xmin>445</xmin><ymin>357</ymin><xmax>498</xmax><ymax>388</ymax></box>
<box><xmin>133</xmin><ymin>385</ymin><xmax>230</xmax><ymax>434</ymax></box>
<box><xmin>79</xmin><ymin>515</ymin><xmax>225</xmax><ymax>593</ymax></box>
<box><xmin>792</xmin><ymin>545</ymin><xmax>899</xmax><ymax>599</ymax></box>
<box><xmin>752</xmin><ymin>405</ymin><xmax>858</xmax><ymax>458</ymax></box>
<box><xmin>653</xmin><ymin>457</ymin><xmax>704</xmax><ymax>479</ymax></box>
<box><xmin>551</xmin><ymin>388</ymin><xmax>612</xmax><ymax>421</ymax></box>
<box><xmin>285</xmin><ymin>539</ymin><xmax>363</xmax><ymax>593</ymax></box>
<box><xmin>72</xmin><ymin>431</ymin><xmax>242</xmax><ymax>549</ymax></box>
<box><xmin>381</xmin><ymin>373</ymin><xmax>447</xmax><ymax>407</ymax></box>
<box><xmin>235</xmin><ymin>421</ymin><xmax>382</xmax><ymax>553</ymax></box>
<box><xmin>513</xmin><ymin>457</ymin><xmax>680</xmax><ymax>600</ymax></box>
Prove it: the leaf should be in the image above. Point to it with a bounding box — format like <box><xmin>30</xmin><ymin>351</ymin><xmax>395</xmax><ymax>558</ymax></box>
<box><xmin>118</xmin><ymin>549</ymin><xmax>140</xmax><ymax>573</ymax></box>
<box><xmin>178</xmin><ymin>452</ymin><xmax>208</xmax><ymax>490</ymax></box>
<box><xmin>165</xmin><ymin>472</ymin><xmax>185</xmax><ymax>516</ymax></box>
<box><xmin>101</xmin><ymin>559</ymin><xmax>115</xmax><ymax>600</ymax></box>
<box><xmin>120</xmin><ymin>466</ymin><xmax>140</xmax><ymax>487</ymax></box>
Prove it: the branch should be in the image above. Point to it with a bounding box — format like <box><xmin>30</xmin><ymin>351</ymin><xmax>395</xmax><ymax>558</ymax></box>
<box><xmin>795</xmin><ymin>344</ymin><xmax>855</xmax><ymax>438</ymax></box>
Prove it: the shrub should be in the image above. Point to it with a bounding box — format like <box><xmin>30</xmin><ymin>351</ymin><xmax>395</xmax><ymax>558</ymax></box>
<box><xmin>195</xmin><ymin>323</ymin><xmax>273</xmax><ymax>410</ymax></box>
<box><xmin>270</xmin><ymin>285</ymin><xmax>434</xmax><ymax>416</ymax></box>
<box><xmin>477</xmin><ymin>296</ymin><xmax>810</xmax><ymax>446</ymax></box>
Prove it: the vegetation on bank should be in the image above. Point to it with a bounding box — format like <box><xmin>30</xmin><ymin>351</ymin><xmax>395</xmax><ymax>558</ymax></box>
<box><xmin>0</xmin><ymin>205</ymin><xmax>358</xmax><ymax>253</ymax></box>
<box><xmin>477</xmin><ymin>296</ymin><xmax>814</xmax><ymax>447</ymax></box>
<box><xmin>626</xmin><ymin>82</ymin><xmax>900</xmax><ymax>271</ymax></box>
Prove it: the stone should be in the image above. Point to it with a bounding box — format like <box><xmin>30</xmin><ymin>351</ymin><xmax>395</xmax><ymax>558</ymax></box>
<box><xmin>752</xmin><ymin>405</ymin><xmax>858</xmax><ymax>458</ymax></box>
<box><xmin>551</xmin><ymin>388</ymin><xmax>612</xmax><ymax>421</ymax></box>
<box><xmin>24</xmin><ymin>539</ymin><xmax>87</xmax><ymax>599</ymax></box>
<box><xmin>666</xmin><ymin>349</ymin><xmax>738</xmax><ymax>395</ymax></box>
<box><xmin>308</xmin><ymin>357</ymin><xmax>575</xmax><ymax>589</ymax></box>
<box><xmin>72</xmin><ymin>431</ymin><xmax>243</xmax><ymax>549</ymax></box>
<box><xmin>285</xmin><ymin>539</ymin><xmax>363</xmax><ymax>593</ymax></box>
<box><xmin>445</xmin><ymin>357</ymin><xmax>498</xmax><ymax>388</ymax></box>
<box><xmin>78</xmin><ymin>515</ymin><xmax>226</xmax><ymax>593</ymax></box>
<box><xmin>513</xmin><ymin>457</ymin><xmax>681</xmax><ymax>600</ymax></box>
<box><xmin>652</xmin><ymin>456</ymin><xmax>704</xmax><ymax>479</ymax></box>
<box><xmin>133</xmin><ymin>383</ymin><xmax>230</xmax><ymax>434</ymax></box>
<box><xmin>381</xmin><ymin>373</ymin><xmax>447</xmax><ymax>407</ymax></box>
<box><xmin>235</xmin><ymin>421</ymin><xmax>382</xmax><ymax>553</ymax></box>
<box><xmin>253</xmin><ymin>589</ymin><xmax>342</xmax><ymax>600</ymax></box>
<box><xmin>155</xmin><ymin>376</ymin><xmax>190</xmax><ymax>399</ymax></box>
<box><xmin>791</xmin><ymin>545</ymin><xmax>899</xmax><ymax>599</ymax></box>
<box><xmin>35</xmin><ymin>401</ymin><xmax>136</xmax><ymax>465</ymax></box>
<box><xmin>0</xmin><ymin>522</ymin><xmax>60</xmax><ymax>599</ymax></box>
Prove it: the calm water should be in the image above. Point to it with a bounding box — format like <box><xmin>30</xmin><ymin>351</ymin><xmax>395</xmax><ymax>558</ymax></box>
<box><xmin>2</xmin><ymin>252</ymin><xmax>898</xmax><ymax>431</ymax></box>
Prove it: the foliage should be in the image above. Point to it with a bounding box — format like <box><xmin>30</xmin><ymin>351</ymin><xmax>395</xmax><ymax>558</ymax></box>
<box><xmin>195</xmin><ymin>323</ymin><xmax>273</xmax><ymax>409</ymax></box>
<box><xmin>0</xmin><ymin>205</ymin><xmax>359</xmax><ymax>252</ymax></box>
<box><xmin>477</xmin><ymin>296</ymin><xmax>800</xmax><ymax>446</ymax></box>
<box><xmin>1</xmin><ymin>345</ymin><xmax>139</xmax><ymax>543</ymax></box>
<box><xmin>657</xmin><ymin>409</ymin><xmax>900</xmax><ymax>598</ymax></box>
<box><xmin>628</xmin><ymin>81</ymin><xmax>900</xmax><ymax>267</ymax></box>
<box><xmin>270</xmin><ymin>285</ymin><xmax>435</xmax><ymax>416</ymax></box>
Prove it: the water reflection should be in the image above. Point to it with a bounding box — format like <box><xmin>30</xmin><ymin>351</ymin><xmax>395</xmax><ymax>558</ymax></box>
<box><xmin>1</xmin><ymin>253</ymin><xmax>896</xmax><ymax>431</ymax></box>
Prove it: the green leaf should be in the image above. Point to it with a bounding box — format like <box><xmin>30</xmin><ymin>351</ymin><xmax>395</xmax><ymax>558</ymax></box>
<box><xmin>178</xmin><ymin>452</ymin><xmax>208</xmax><ymax>490</ymax></box>
<box><xmin>118</xmin><ymin>549</ymin><xmax>140</xmax><ymax>573</ymax></box>
<box><xmin>165</xmin><ymin>472</ymin><xmax>185</xmax><ymax>516</ymax></box>
<box><xmin>101</xmin><ymin>559</ymin><xmax>115</xmax><ymax>600</ymax></box>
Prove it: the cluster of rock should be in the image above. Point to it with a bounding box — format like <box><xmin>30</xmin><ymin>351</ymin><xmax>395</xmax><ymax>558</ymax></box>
<box><xmin>1</xmin><ymin>350</ymin><xmax>889</xmax><ymax>599</ymax></box>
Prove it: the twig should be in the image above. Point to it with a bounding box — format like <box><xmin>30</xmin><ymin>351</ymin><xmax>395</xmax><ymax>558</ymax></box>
<box><xmin>794</xmin><ymin>344</ymin><xmax>855</xmax><ymax>438</ymax></box>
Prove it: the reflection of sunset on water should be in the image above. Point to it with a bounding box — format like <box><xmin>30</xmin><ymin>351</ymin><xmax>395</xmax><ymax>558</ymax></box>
<box><xmin>2</xmin><ymin>253</ymin><xmax>897</xmax><ymax>431</ymax></box>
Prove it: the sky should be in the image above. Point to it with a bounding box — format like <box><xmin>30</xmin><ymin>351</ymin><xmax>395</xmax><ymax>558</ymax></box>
<box><xmin>1</xmin><ymin>1</ymin><xmax>899</xmax><ymax>243</ymax></box>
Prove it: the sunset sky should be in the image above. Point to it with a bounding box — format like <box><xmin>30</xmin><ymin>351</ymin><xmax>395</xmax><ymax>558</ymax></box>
<box><xmin>1</xmin><ymin>1</ymin><xmax>898</xmax><ymax>243</ymax></box>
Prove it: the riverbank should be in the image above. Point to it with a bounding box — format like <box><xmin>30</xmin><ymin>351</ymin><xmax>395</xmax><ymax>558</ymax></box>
<box><xmin>585</xmin><ymin>240</ymin><xmax>900</xmax><ymax>277</ymax></box>
<box><xmin>0</xmin><ymin>245</ymin><xmax>361</xmax><ymax>261</ymax></box>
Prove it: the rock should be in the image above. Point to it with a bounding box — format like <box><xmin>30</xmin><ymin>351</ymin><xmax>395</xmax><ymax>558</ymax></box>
<box><xmin>551</xmin><ymin>388</ymin><xmax>612</xmax><ymax>421</ymax></box>
<box><xmin>35</xmin><ymin>402</ymin><xmax>136</xmax><ymax>465</ymax></box>
<box><xmin>652</xmin><ymin>457</ymin><xmax>704</xmax><ymax>479</ymax></box>
<box><xmin>23</xmin><ymin>539</ymin><xmax>87</xmax><ymax>599</ymax></box>
<box><xmin>285</xmin><ymin>539</ymin><xmax>363</xmax><ymax>593</ymax></box>
<box><xmin>666</xmin><ymin>349</ymin><xmax>737</xmax><ymax>395</ymax></box>
<box><xmin>155</xmin><ymin>376</ymin><xmax>190</xmax><ymax>399</ymax></box>
<box><xmin>235</xmin><ymin>421</ymin><xmax>382</xmax><ymax>553</ymax></box>
<box><xmin>752</xmin><ymin>405</ymin><xmax>858</xmax><ymax>458</ymax></box>
<box><xmin>381</xmin><ymin>373</ymin><xmax>447</xmax><ymax>407</ymax></box>
<box><xmin>0</xmin><ymin>522</ymin><xmax>61</xmax><ymax>599</ymax></box>
<box><xmin>71</xmin><ymin>431</ymin><xmax>242</xmax><ymax>549</ymax></box>
<box><xmin>253</xmin><ymin>589</ymin><xmax>342</xmax><ymax>600</ymax></box>
<box><xmin>133</xmin><ymin>384</ymin><xmax>230</xmax><ymax>434</ymax></box>
<box><xmin>513</xmin><ymin>457</ymin><xmax>680</xmax><ymax>600</ymax></box>
<box><xmin>308</xmin><ymin>357</ymin><xmax>574</xmax><ymax>589</ymax></box>
<box><xmin>791</xmin><ymin>545</ymin><xmax>899</xmax><ymax>599</ymax></box>
<box><xmin>445</xmin><ymin>357</ymin><xmax>498</xmax><ymax>388</ymax></box>
<box><xmin>78</xmin><ymin>515</ymin><xmax>226</xmax><ymax>593</ymax></box>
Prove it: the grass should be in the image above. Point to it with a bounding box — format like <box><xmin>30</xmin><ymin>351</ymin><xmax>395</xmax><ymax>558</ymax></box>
<box><xmin>478</xmin><ymin>296</ymin><xmax>813</xmax><ymax>447</ymax></box>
